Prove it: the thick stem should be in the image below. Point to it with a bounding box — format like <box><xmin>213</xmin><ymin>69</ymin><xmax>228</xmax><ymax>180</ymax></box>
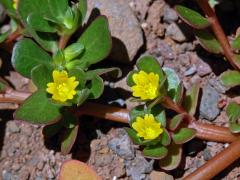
<box><xmin>58</xmin><ymin>35</ymin><xmax>70</xmax><ymax>49</ymax></box>
<box><xmin>0</xmin><ymin>91</ymin><xmax>239</xmax><ymax>142</ymax></box>
<box><xmin>184</xmin><ymin>139</ymin><xmax>240</xmax><ymax>180</ymax></box>
<box><xmin>197</xmin><ymin>0</ymin><xmax>240</xmax><ymax>70</ymax></box>
<box><xmin>162</xmin><ymin>96</ymin><xmax>195</xmax><ymax>123</ymax></box>
<box><xmin>5</xmin><ymin>27</ymin><xmax>22</xmax><ymax>44</ymax></box>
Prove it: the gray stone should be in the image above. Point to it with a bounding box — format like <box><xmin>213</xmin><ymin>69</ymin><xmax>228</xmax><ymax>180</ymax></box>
<box><xmin>2</xmin><ymin>170</ymin><xmax>12</xmax><ymax>180</ymax></box>
<box><xmin>157</xmin><ymin>40</ymin><xmax>174</xmax><ymax>60</ymax></box>
<box><xmin>200</xmin><ymin>84</ymin><xmax>220</xmax><ymax>121</ymax></box>
<box><xmin>163</xmin><ymin>6</ymin><xmax>178</xmax><ymax>23</ymax></box>
<box><xmin>8</xmin><ymin>121</ymin><xmax>20</xmax><ymax>133</ymax></box>
<box><xmin>21</xmin><ymin>125</ymin><xmax>33</xmax><ymax>136</ymax></box>
<box><xmin>178</xmin><ymin>54</ymin><xmax>190</xmax><ymax>67</ymax></box>
<box><xmin>203</xmin><ymin>148</ymin><xmax>212</xmax><ymax>161</ymax></box>
<box><xmin>166</xmin><ymin>23</ymin><xmax>187</xmax><ymax>42</ymax></box>
<box><xmin>184</xmin><ymin>65</ymin><xmax>197</xmax><ymax>76</ymax></box>
<box><xmin>87</xmin><ymin>0</ymin><xmax>143</xmax><ymax>62</ymax></box>
<box><xmin>108</xmin><ymin>129</ymin><xmax>135</xmax><ymax>160</ymax></box>
<box><xmin>125</xmin><ymin>152</ymin><xmax>154</xmax><ymax>180</ymax></box>
<box><xmin>209</xmin><ymin>76</ymin><xmax>229</xmax><ymax>94</ymax></box>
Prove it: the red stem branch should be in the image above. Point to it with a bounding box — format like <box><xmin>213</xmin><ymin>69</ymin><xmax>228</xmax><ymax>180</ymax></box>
<box><xmin>196</xmin><ymin>0</ymin><xmax>240</xmax><ymax>70</ymax></box>
<box><xmin>1</xmin><ymin>90</ymin><xmax>239</xmax><ymax>143</ymax></box>
<box><xmin>184</xmin><ymin>139</ymin><xmax>240</xmax><ymax>180</ymax></box>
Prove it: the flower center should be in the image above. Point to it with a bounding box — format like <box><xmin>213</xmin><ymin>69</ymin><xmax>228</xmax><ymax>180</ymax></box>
<box><xmin>145</xmin><ymin>127</ymin><xmax>157</xmax><ymax>139</ymax></box>
<box><xmin>143</xmin><ymin>83</ymin><xmax>157</xmax><ymax>98</ymax></box>
<box><xmin>57</xmin><ymin>83</ymin><xmax>69</xmax><ymax>97</ymax></box>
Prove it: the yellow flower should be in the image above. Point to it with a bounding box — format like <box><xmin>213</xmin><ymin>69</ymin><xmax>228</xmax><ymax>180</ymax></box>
<box><xmin>46</xmin><ymin>70</ymin><xmax>79</xmax><ymax>102</ymax></box>
<box><xmin>132</xmin><ymin>114</ymin><xmax>163</xmax><ymax>140</ymax></box>
<box><xmin>13</xmin><ymin>0</ymin><xmax>18</xmax><ymax>9</ymax></box>
<box><xmin>131</xmin><ymin>71</ymin><xmax>159</xmax><ymax>100</ymax></box>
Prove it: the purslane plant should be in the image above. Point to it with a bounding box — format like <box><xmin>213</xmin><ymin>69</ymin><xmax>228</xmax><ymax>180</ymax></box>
<box><xmin>175</xmin><ymin>0</ymin><xmax>240</xmax><ymax>134</ymax></box>
<box><xmin>3</xmin><ymin>0</ymin><xmax>120</xmax><ymax>154</ymax></box>
<box><xmin>125</xmin><ymin>56</ymin><xmax>197</xmax><ymax>169</ymax></box>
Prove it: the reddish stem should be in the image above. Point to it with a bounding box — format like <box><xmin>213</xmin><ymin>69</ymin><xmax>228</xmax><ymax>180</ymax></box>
<box><xmin>196</xmin><ymin>0</ymin><xmax>240</xmax><ymax>70</ymax></box>
<box><xmin>58</xmin><ymin>35</ymin><xmax>70</xmax><ymax>49</ymax></box>
<box><xmin>184</xmin><ymin>139</ymin><xmax>240</xmax><ymax>180</ymax></box>
<box><xmin>0</xmin><ymin>90</ymin><xmax>239</xmax><ymax>143</ymax></box>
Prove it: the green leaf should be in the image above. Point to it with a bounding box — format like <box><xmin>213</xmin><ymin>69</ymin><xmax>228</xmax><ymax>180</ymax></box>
<box><xmin>0</xmin><ymin>31</ymin><xmax>10</xmax><ymax>43</ymax></box>
<box><xmin>229</xmin><ymin>123</ymin><xmax>240</xmax><ymax>133</ymax></box>
<box><xmin>172</xmin><ymin>128</ymin><xmax>196</xmax><ymax>144</ymax></box>
<box><xmin>61</xmin><ymin>125</ymin><xmax>79</xmax><ymax>155</ymax></box>
<box><xmin>31</xmin><ymin>64</ymin><xmax>52</xmax><ymax>89</ymax></box>
<box><xmin>78</xmin><ymin>0</ymin><xmax>87</xmax><ymax>24</ymax></box>
<box><xmin>129</xmin><ymin>105</ymin><xmax>145</xmax><ymax>125</ymax></box>
<box><xmin>163</xmin><ymin>67</ymin><xmax>180</xmax><ymax>102</ymax></box>
<box><xmin>12</xmin><ymin>38</ymin><xmax>52</xmax><ymax>77</ymax></box>
<box><xmin>15</xmin><ymin>90</ymin><xmax>62</xmax><ymax>124</ymax></box>
<box><xmin>160</xmin><ymin>129</ymin><xmax>171</xmax><ymax>146</ymax></box>
<box><xmin>27</xmin><ymin>13</ymin><xmax>57</xmax><ymax>33</ymax></box>
<box><xmin>72</xmin><ymin>89</ymin><xmax>90</xmax><ymax>106</ymax></box>
<box><xmin>220</xmin><ymin>70</ymin><xmax>240</xmax><ymax>88</ymax></box>
<box><xmin>124</xmin><ymin>127</ymin><xmax>142</xmax><ymax>145</ymax></box>
<box><xmin>169</xmin><ymin>113</ymin><xmax>185</xmax><ymax>131</ymax></box>
<box><xmin>126</xmin><ymin>70</ymin><xmax>138</xmax><ymax>87</ymax></box>
<box><xmin>85</xmin><ymin>68</ymin><xmax>122</xmax><ymax>80</ymax></box>
<box><xmin>77</xmin><ymin>16</ymin><xmax>111</xmax><ymax>68</ymax></box>
<box><xmin>18</xmin><ymin>0</ymin><xmax>58</xmax><ymax>52</ymax></box>
<box><xmin>232</xmin><ymin>35</ymin><xmax>240</xmax><ymax>50</ymax></box>
<box><xmin>88</xmin><ymin>75</ymin><xmax>104</xmax><ymax>99</ymax></box>
<box><xmin>226</xmin><ymin>102</ymin><xmax>240</xmax><ymax>122</ymax></box>
<box><xmin>143</xmin><ymin>145</ymin><xmax>168</xmax><ymax>159</ymax></box>
<box><xmin>42</xmin><ymin>121</ymin><xmax>62</xmax><ymax>138</ymax></box>
<box><xmin>47</xmin><ymin>0</ymin><xmax>68</xmax><ymax>19</ymax></box>
<box><xmin>64</xmin><ymin>43</ymin><xmax>84</xmax><ymax>62</ymax></box>
<box><xmin>136</xmin><ymin>56</ymin><xmax>165</xmax><ymax>82</ymax></box>
<box><xmin>175</xmin><ymin>5</ymin><xmax>210</xmax><ymax>29</ymax></box>
<box><xmin>183</xmin><ymin>84</ymin><xmax>200</xmax><ymax>116</ymax></box>
<box><xmin>151</xmin><ymin>105</ymin><xmax>167</xmax><ymax>128</ymax></box>
<box><xmin>68</xmin><ymin>67</ymin><xmax>86</xmax><ymax>88</ymax></box>
<box><xmin>175</xmin><ymin>83</ymin><xmax>184</xmax><ymax>105</ymax></box>
<box><xmin>159</xmin><ymin>143</ymin><xmax>182</xmax><ymax>170</ymax></box>
<box><xmin>195</xmin><ymin>29</ymin><xmax>223</xmax><ymax>54</ymax></box>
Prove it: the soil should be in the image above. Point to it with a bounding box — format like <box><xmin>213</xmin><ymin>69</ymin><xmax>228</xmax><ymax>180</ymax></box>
<box><xmin>1</xmin><ymin>0</ymin><xmax>240</xmax><ymax>179</ymax></box>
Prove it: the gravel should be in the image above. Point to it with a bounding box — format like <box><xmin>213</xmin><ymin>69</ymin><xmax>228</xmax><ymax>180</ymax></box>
<box><xmin>200</xmin><ymin>84</ymin><xmax>221</xmax><ymax>121</ymax></box>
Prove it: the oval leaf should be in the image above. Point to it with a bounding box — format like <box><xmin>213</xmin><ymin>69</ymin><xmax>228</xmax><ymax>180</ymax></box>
<box><xmin>31</xmin><ymin>64</ymin><xmax>52</xmax><ymax>89</ymax></box>
<box><xmin>136</xmin><ymin>56</ymin><xmax>165</xmax><ymax>82</ymax></box>
<box><xmin>195</xmin><ymin>29</ymin><xmax>223</xmax><ymax>54</ymax></box>
<box><xmin>61</xmin><ymin>125</ymin><xmax>79</xmax><ymax>154</ymax></box>
<box><xmin>183</xmin><ymin>83</ymin><xmax>200</xmax><ymax>116</ymax></box>
<box><xmin>172</xmin><ymin>128</ymin><xmax>196</xmax><ymax>144</ymax></box>
<box><xmin>88</xmin><ymin>75</ymin><xmax>104</xmax><ymax>99</ymax></box>
<box><xmin>59</xmin><ymin>160</ymin><xmax>101</xmax><ymax>180</ymax></box>
<box><xmin>77</xmin><ymin>16</ymin><xmax>111</xmax><ymax>68</ymax></box>
<box><xmin>232</xmin><ymin>35</ymin><xmax>240</xmax><ymax>50</ymax></box>
<box><xmin>12</xmin><ymin>38</ymin><xmax>52</xmax><ymax>78</ymax></box>
<box><xmin>220</xmin><ymin>70</ymin><xmax>240</xmax><ymax>88</ymax></box>
<box><xmin>159</xmin><ymin>143</ymin><xmax>182</xmax><ymax>170</ymax></box>
<box><xmin>143</xmin><ymin>145</ymin><xmax>168</xmax><ymax>159</ymax></box>
<box><xmin>229</xmin><ymin>123</ymin><xmax>240</xmax><ymax>133</ymax></box>
<box><xmin>169</xmin><ymin>113</ymin><xmax>186</xmax><ymax>131</ymax></box>
<box><xmin>163</xmin><ymin>67</ymin><xmax>180</xmax><ymax>102</ymax></box>
<box><xmin>175</xmin><ymin>5</ymin><xmax>210</xmax><ymax>29</ymax></box>
<box><xmin>15</xmin><ymin>90</ymin><xmax>62</xmax><ymax>124</ymax></box>
<box><xmin>124</xmin><ymin>127</ymin><xmax>142</xmax><ymax>145</ymax></box>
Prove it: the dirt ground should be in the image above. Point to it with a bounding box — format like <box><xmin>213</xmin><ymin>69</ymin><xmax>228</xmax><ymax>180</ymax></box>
<box><xmin>0</xmin><ymin>0</ymin><xmax>240</xmax><ymax>179</ymax></box>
